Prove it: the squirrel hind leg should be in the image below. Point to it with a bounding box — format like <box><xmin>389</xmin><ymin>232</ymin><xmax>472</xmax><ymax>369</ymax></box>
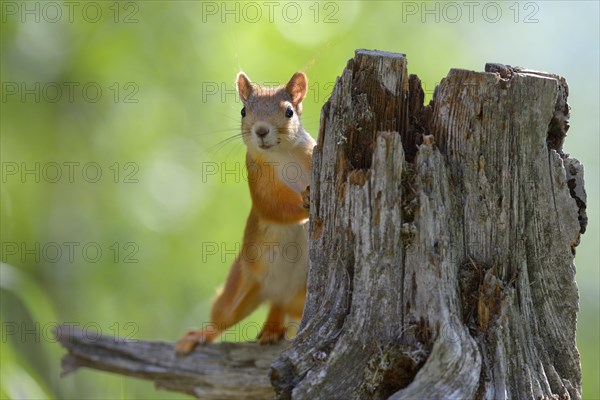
<box><xmin>176</xmin><ymin>260</ymin><xmax>264</xmax><ymax>355</ymax></box>
<box><xmin>258</xmin><ymin>304</ymin><xmax>287</xmax><ymax>344</ymax></box>
<box><xmin>285</xmin><ymin>289</ymin><xmax>306</xmax><ymax>321</ymax></box>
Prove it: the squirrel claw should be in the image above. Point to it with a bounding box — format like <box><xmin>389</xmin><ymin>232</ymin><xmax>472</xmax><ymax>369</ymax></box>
<box><xmin>257</xmin><ymin>326</ymin><xmax>286</xmax><ymax>344</ymax></box>
<box><xmin>175</xmin><ymin>338</ymin><xmax>198</xmax><ymax>356</ymax></box>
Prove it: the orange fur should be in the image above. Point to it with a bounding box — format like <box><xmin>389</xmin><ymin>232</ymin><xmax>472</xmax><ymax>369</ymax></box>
<box><xmin>247</xmin><ymin>154</ymin><xmax>308</xmax><ymax>224</ymax></box>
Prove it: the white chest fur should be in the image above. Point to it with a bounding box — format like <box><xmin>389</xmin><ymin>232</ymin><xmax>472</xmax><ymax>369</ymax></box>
<box><xmin>256</xmin><ymin>220</ymin><xmax>309</xmax><ymax>305</ymax></box>
<box><xmin>267</xmin><ymin>151</ymin><xmax>311</xmax><ymax>194</ymax></box>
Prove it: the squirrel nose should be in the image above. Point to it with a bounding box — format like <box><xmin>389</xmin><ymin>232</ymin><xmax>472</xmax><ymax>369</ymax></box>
<box><xmin>255</xmin><ymin>126</ymin><xmax>270</xmax><ymax>138</ymax></box>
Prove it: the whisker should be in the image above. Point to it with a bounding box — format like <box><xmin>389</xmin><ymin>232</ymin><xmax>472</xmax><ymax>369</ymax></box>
<box><xmin>215</xmin><ymin>111</ymin><xmax>242</xmax><ymax>123</ymax></box>
<box><xmin>203</xmin><ymin>128</ymin><xmax>243</xmax><ymax>135</ymax></box>
<box><xmin>209</xmin><ymin>134</ymin><xmax>244</xmax><ymax>153</ymax></box>
<box><xmin>222</xmin><ymin>140</ymin><xmax>245</xmax><ymax>162</ymax></box>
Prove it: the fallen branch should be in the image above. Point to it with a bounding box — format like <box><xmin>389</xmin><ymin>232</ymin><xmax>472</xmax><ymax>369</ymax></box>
<box><xmin>54</xmin><ymin>325</ymin><xmax>285</xmax><ymax>399</ymax></box>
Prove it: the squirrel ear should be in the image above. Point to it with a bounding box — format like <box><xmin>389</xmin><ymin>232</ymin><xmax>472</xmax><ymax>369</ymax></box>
<box><xmin>286</xmin><ymin>72</ymin><xmax>308</xmax><ymax>106</ymax></box>
<box><xmin>236</xmin><ymin>72</ymin><xmax>253</xmax><ymax>102</ymax></box>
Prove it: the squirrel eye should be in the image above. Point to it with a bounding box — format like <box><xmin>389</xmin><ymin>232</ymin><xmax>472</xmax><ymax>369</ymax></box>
<box><xmin>285</xmin><ymin>106</ymin><xmax>294</xmax><ymax>118</ymax></box>
<box><xmin>241</xmin><ymin>107</ymin><xmax>246</xmax><ymax>118</ymax></box>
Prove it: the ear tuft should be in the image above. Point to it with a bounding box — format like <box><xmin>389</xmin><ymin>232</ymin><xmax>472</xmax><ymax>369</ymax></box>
<box><xmin>286</xmin><ymin>72</ymin><xmax>308</xmax><ymax>106</ymax></box>
<box><xmin>236</xmin><ymin>72</ymin><xmax>253</xmax><ymax>102</ymax></box>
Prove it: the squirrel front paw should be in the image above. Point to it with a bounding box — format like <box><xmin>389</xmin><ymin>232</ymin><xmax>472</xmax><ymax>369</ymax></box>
<box><xmin>301</xmin><ymin>185</ymin><xmax>310</xmax><ymax>210</ymax></box>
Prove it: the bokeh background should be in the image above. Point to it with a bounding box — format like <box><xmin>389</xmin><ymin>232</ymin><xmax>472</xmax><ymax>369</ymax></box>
<box><xmin>1</xmin><ymin>1</ymin><xmax>598</xmax><ymax>398</ymax></box>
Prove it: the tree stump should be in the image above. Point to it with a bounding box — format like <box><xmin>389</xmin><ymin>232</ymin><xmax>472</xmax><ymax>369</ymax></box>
<box><xmin>271</xmin><ymin>49</ymin><xmax>585</xmax><ymax>400</ymax></box>
<box><xmin>56</xmin><ymin>49</ymin><xmax>586</xmax><ymax>400</ymax></box>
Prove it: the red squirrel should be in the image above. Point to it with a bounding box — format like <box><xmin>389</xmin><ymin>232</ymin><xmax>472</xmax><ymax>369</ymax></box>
<box><xmin>176</xmin><ymin>72</ymin><xmax>315</xmax><ymax>354</ymax></box>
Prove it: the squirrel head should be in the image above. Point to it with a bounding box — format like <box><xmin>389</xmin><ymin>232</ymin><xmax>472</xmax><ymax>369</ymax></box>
<box><xmin>236</xmin><ymin>71</ymin><xmax>308</xmax><ymax>153</ymax></box>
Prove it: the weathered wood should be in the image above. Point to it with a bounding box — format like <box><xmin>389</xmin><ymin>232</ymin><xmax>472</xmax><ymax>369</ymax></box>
<box><xmin>54</xmin><ymin>325</ymin><xmax>285</xmax><ymax>399</ymax></box>
<box><xmin>55</xmin><ymin>50</ymin><xmax>585</xmax><ymax>400</ymax></box>
<box><xmin>271</xmin><ymin>50</ymin><xmax>584</xmax><ymax>399</ymax></box>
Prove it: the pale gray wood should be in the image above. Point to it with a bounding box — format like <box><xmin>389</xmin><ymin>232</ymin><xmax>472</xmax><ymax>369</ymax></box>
<box><xmin>55</xmin><ymin>50</ymin><xmax>585</xmax><ymax>400</ymax></box>
<box><xmin>55</xmin><ymin>325</ymin><xmax>284</xmax><ymax>399</ymax></box>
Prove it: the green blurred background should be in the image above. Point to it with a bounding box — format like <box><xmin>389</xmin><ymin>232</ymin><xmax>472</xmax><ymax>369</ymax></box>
<box><xmin>1</xmin><ymin>1</ymin><xmax>598</xmax><ymax>398</ymax></box>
